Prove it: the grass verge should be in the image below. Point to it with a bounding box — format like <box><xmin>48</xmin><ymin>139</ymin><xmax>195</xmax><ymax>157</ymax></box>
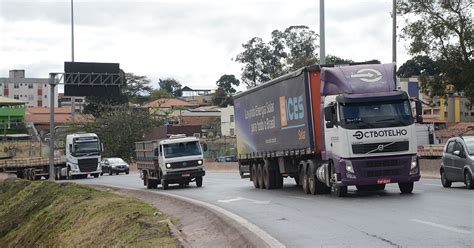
<box><xmin>0</xmin><ymin>179</ymin><xmax>177</xmax><ymax>247</ymax></box>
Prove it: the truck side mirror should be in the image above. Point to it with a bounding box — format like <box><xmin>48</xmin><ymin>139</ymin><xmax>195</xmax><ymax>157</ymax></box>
<box><xmin>415</xmin><ymin>101</ymin><xmax>423</xmax><ymax>123</ymax></box>
<box><xmin>101</xmin><ymin>143</ymin><xmax>104</xmax><ymax>152</ymax></box>
<box><xmin>324</xmin><ymin>106</ymin><xmax>335</xmax><ymax>128</ymax></box>
<box><xmin>202</xmin><ymin>144</ymin><xmax>208</xmax><ymax>152</ymax></box>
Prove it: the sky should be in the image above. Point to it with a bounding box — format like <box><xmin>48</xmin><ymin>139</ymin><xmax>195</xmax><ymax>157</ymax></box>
<box><xmin>0</xmin><ymin>0</ymin><xmax>412</xmax><ymax>92</ymax></box>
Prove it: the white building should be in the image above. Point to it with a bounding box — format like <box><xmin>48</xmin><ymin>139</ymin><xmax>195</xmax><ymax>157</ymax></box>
<box><xmin>0</xmin><ymin>70</ymin><xmax>58</xmax><ymax>108</ymax></box>
<box><xmin>220</xmin><ymin>105</ymin><xmax>235</xmax><ymax>136</ymax></box>
<box><xmin>58</xmin><ymin>93</ymin><xmax>86</xmax><ymax>113</ymax></box>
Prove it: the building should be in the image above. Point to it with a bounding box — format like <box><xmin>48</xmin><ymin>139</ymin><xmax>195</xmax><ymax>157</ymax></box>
<box><xmin>0</xmin><ymin>96</ymin><xmax>26</xmax><ymax>133</ymax></box>
<box><xmin>179</xmin><ymin>106</ymin><xmax>221</xmax><ymax>136</ymax></box>
<box><xmin>143</xmin><ymin>98</ymin><xmax>197</xmax><ymax>124</ymax></box>
<box><xmin>143</xmin><ymin>125</ymin><xmax>202</xmax><ymax>140</ymax></box>
<box><xmin>181</xmin><ymin>86</ymin><xmax>213</xmax><ymax>106</ymax></box>
<box><xmin>0</xmin><ymin>70</ymin><xmax>58</xmax><ymax>108</ymax></box>
<box><xmin>220</xmin><ymin>105</ymin><xmax>235</xmax><ymax>136</ymax></box>
<box><xmin>25</xmin><ymin>107</ymin><xmax>94</xmax><ymax>134</ymax></box>
<box><xmin>58</xmin><ymin>93</ymin><xmax>86</xmax><ymax>113</ymax></box>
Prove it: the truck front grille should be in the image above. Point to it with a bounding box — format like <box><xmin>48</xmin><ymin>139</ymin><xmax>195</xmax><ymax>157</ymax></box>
<box><xmin>352</xmin><ymin>141</ymin><xmax>409</xmax><ymax>154</ymax></box>
<box><xmin>170</xmin><ymin>160</ymin><xmax>199</xmax><ymax>169</ymax></box>
<box><xmin>366</xmin><ymin>169</ymin><xmax>401</xmax><ymax>177</ymax></box>
<box><xmin>78</xmin><ymin>158</ymin><xmax>99</xmax><ymax>172</ymax></box>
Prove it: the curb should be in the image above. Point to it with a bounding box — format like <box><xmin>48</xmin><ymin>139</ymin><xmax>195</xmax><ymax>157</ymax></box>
<box><xmin>94</xmin><ymin>183</ymin><xmax>286</xmax><ymax>248</ymax></box>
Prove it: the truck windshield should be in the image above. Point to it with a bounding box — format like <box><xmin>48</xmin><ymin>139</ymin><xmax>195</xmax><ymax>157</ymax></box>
<box><xmin>339</xmin><ymin>100</ymin><xmax>413</xmax><ymax>129</ymax></box>
<box><xmin>75</xmin><ymin>141</ymin><xmax>100</xmax><ymax>154</ymax></box>
<box><xmin>163</xmin><ymin>141</ymin><xmax>202</xmax><ymax>158</ymax></box>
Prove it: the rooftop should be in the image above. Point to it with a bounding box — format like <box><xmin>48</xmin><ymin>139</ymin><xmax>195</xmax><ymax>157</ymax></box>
<box><xmin>144</xmin><ymin>98</ymin><xmax>196</xmax><ymax>108</ymax></box>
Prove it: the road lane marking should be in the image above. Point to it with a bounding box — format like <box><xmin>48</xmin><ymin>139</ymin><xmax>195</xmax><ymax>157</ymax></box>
<box><xmin>217</xmin><ymin>196</ymin><xmax>270</xmax><ymax>204</ymax></box>
<box><xmin>421</xmin><ymin>183</ymin><xmax>441</xmax><ymax>187</ymax></box>
<box><xmin>410</xmin><ymin>219</ymin><xmax>471</xmax><ymax>234</ymax></box>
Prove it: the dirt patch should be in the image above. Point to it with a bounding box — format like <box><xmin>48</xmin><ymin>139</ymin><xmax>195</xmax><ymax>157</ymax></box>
<box><xmin>91</xmin><ymin>185</ymin><xmax>267</xmax><ymax>248</ymax></box>
<box><xmin>205</xmin><ymin>162</ymin><xmax>239</xmax><ymax>172</ymax></box>
<box><xmin>0</xmin><ymin>173</ymin><xmax>16</xmax><ymax>181</ymax></box>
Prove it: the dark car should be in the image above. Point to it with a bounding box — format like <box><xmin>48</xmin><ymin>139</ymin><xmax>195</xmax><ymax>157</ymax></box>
<box><xmin>100</xmin><ymin>158</ymin><xmax>130</xmax><ymax>175</ymax></box>
<box><xmin>440</xmin><ymin>136</ymin><xmax>474</xmax><ymax>189</ymax></box>
<box><xmin>215</xmin><ymin>155</ymin><xmax>238</xmax><ymax>162</ymax></box>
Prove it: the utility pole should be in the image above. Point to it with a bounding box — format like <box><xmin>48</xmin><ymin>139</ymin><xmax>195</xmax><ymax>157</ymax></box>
<box><xmin>71</xmin><ymin>0</ymin><xmax>76</xmax><ymax>120</ymax></box>
<box><xmin>49</xmin><ymin>74</ymin><xmax>57</xmax><ymax>181</ymax></box>
<box><xmin>392</xmin><ymin>0</ymin><xmax>397</xmax><ymax>63</ymax></box>
<box><xmin>319</xmin><ymin>0</ymin><xmax>326</xmax><ymax>64</ymax></box>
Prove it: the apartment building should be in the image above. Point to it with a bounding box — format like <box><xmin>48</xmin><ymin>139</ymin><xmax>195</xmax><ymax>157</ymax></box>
<box><xmin>0</xmin><ymin>70</ymin><xmax>58</xmax><ymax>108</ymax></box>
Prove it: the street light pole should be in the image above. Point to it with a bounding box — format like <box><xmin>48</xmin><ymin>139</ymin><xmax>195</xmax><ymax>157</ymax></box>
<box><xmin>71</xmin><ymin>0</ymin><xmax>76</xmax><ymax>120</ymax></box>
<box><xmin>392</xmin><ymin>0</ymin><xmax>397</xmax><ymax>63</ymax></box>
<box><xmin>49</xmin><ymin>74</ymin><xmax>57</xmax><ymax>181</ymax></box>
<box><xmin>319</xmin><ymin>0</ymin><xmax>326</xmax><ymax>64</ymax></box>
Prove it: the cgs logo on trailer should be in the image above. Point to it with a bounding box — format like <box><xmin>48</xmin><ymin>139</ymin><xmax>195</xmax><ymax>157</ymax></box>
<box><xmin>279</xmin><ymin>95</ymin><xmax>305</xmax><ymax>128</ymax></box>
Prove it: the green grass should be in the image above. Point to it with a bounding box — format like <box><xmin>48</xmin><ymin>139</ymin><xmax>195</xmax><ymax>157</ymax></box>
<box><xmin>0</xmin><ymin>179</ymin><xmax>177</xmax><ymax>248</ymax></box>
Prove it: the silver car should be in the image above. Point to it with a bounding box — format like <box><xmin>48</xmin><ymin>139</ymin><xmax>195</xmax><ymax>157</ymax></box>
<box><xmin>440</xmin><ymin>136</ymin><xmax>474</xmax><ymax>189</ymax></box>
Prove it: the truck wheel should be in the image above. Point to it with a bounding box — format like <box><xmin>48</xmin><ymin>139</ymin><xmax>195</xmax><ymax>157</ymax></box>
<box><xmin>93</xmin><ymin>173</ymin><xmax>99</xmax><ymax>178</ymax></box>
<box><xmin>109</xmin><ymin>169</ymin><xmax>113</xmax><ymax>176</ymax></box>
<box><xmin>263</xmin><ymin>162</ymin><xmax>275</xmax><ymax>189</ymax></box>
<box><xmin>196</xmin><ymin>176</ymin><xmax>203</xmax><ymax>187</ymax></box>
<box><xmin>294</xmin><ymin>176</ymin><xmax>300</xmax><ymax>186</ymax></box>
<box><xmin>161</xmin><ymin>179</ymin><xmax>169</xmax><ymax>190</ymax></box>
<box><xmin>274</xmin><ymin>169</ymin><xmax>283</xmax><ymax>189</ymax></box>
<box><xmin>398</xmin><ymin>182</ymin><xmax>414</xmax><ymax>194</ymax></box>
<box><xmin>331</xmin><ymin>185</ymin><xmax>348</xmax><ymax>197</ymax></box>
<box><xmin>441</xmin><ymin>169</ymin><xmax>451</xmax><ymax>188</ymax></box>
<box><xmin>464</xmin><ymin>171</ymin><xmax>473</xmax><ymax>189</ymax></box>
<box><xmin>301</xmin><ymin>163</ymin><xmax>310</xmax><ymax>194</ymax></box>
<box><xmin>308</xmin><ymin>161</ymin><xmax>326</xmax><ymax>195</ymax></box>
<box><xmin>251</xmin><ymin>164</ymin><xmax>259</xmax><ymax>188</ymax></box>
<box><xmin>257</xmin><ymin>163</ymin><xmax>265</xmax><ymax>189</ymax></box>
<box><xmin>66</xmin><ymin>167</ymin><xmax>73</xmax><ymax>180</ymax></box>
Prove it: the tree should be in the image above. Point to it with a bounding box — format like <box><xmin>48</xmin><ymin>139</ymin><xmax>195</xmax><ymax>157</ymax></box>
<box><xmin>325</xmin><ymin>55</ymin><xmax>354</xmax><ymax>65</ymax></box>
<box><xmin>149</xmin><ymin>89</ymin><xmax>172</xmax><ymax>100</ymax></box>
<box><xmin>235</xmin><ymin>26</ymin><xmax>319</xmax><ymax>87</ymax></box>
<box><xmin>65</xmin><ymin>106</ymin><xmax>159</xmax><ymax>161</ymax></box>
<box><xmin>283</xmin><ymin>25</ymin><xmax>319</xmax><ymax>71</ymax></box>
<box><xmin>158</xmin><ymin>78</ymin><xmax>183</xmax><ymax>97</ymax></box>
<box><xmin>212</xmin><ymin>87</ymin><xmax>232</xmax><ymax>107</ymax></box>
<box><xmin>216</xmin><ymin>74</ymin><xmax>240</xmax><ymax>94</ymax></box>
<box><xmin>398</xmin><ymin>0</ymin><xmax>473</xmax><ymax>102</ymax></box>
<box><xmin>122</xmin><ymin>72</ymin><xmax>152</xmax><ymax>102</ymax></box>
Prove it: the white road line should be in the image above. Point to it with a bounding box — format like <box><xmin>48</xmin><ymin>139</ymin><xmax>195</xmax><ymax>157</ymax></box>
<box><xmin>410</xmin><ymin>219</ymin><xmax>471</xmax><ymax>234</ymax></box>
<box><xmin>217</xmin><ymin>196</ymin><xmax>270</xmax><ymax>204</ymax></box>
<box><xmin>421</xmin><ymin>183</ymin><xmax>441</xmax><ymax>187</ymax></box>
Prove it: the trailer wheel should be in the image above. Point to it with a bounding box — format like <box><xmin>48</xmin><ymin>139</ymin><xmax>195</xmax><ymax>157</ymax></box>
<box><xmin>257</xmin><ymin>163</ymin><xmax>265</xmax><ymax>189</ymax></box>
<box><xmin>274</xmin><ymin>167</ymin><xmax>283</xmax><ymax>189</ymax></box>
<box><xmin>251</xmin><ymin>164</ymin><xmax>259</xmax><ymax>188</ymax></box>
<box><xmin>308</xmin><ymin>161</ymin><xmax>327</xmax><ymax>195</ymax></box>
<box><xmin>263</xmin><ymin>161</ymin><xmax>275</xmax><ymax>189</ymax></box>
<box><xmin>294</xmin><ymin>176</ymin><xmax>300</xmax><ymax>186</ymax></box>
<box><xmin>301</xmin><ymin>163</ymin><xmax>310</xmax><ymax>194</ymax></box>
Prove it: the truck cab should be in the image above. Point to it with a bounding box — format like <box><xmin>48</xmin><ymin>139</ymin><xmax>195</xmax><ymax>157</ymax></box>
<box><xmin>137</xmin><ymin>135</ymin><xmax>206</xmax><ymax>189</ymax></box>
<box><xmin>63</xmin><ymin>133</ymin><xmax>102</xmax><ymax>179</ymax></box>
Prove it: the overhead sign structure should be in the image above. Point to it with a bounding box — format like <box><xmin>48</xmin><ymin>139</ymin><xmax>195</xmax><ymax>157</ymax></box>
<box><xmin>64</xmin><ymin>62</ymin><xmax>122</xmax><ymax>96</ymax></box>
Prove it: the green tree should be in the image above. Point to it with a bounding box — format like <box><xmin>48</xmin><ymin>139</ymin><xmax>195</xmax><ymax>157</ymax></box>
<box><xmin>325</xmin><ymin>55</ymin><xmax>354</xmax><ymax>65</ymax></box>
<box><xmin>212</xmin><ymin>87</ymin><xmax>232</xmax><ymax>107</ymax></box>
<box><xmin>66</xmin><ymin>106</ymin><xmax>159</xmax><ymax>161</ymax></box>
<box><xmin>149</xmin><ymin>89</ymin><xmax>172</xmax><ymax>100</ymax></box>
<box><xmin>398</xmin><ymin>0</ymin><xmax>473</xmax><ymax>102</ymax></box>
<box><xmin>397</xmin><ymin>55</ymin><xmax>440</xmax><ymax>78</ymax></box>
<box><xmin>122</xmin><ymin>72</ymin><xmax>152</xmax><ymax>102</ymax></box>
<box><xmin>158</xmin><ymin>78</ymin><xmax>183</xmax><ymax>97</ymax></box>
<box><xmin>235</xmin><ymin>37</ymin><xmax>273</xmax><ymax>87</ymax></box>
<box><xmin>283</xmin><ymin>25</ymin><xmax>319</xmax><ymax>71</ymax></box>
<box><xmin>216</xmin><ymin>74</ymin><xmax>240</xmax><ymax>94</ymax></box>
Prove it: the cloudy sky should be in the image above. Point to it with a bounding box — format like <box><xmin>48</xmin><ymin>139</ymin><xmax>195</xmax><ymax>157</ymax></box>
<box><xmin>0</xmin><ymin>0</ymin><xmax>411</xmax><ymax>91</ymax></box>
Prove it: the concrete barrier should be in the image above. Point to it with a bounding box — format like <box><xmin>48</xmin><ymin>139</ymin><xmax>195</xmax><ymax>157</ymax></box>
<box><xmin>420</xmin><ymin>159</ymin><xmax>441</xmax><ymax>179</ymax></box>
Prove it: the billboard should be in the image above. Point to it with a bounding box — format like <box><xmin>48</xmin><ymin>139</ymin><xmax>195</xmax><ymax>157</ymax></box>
<box><xmin>233</xmin><ymin>72</ymin><xmax>314</xmax><ymax>158</ymax></box>
<box><xmin>64</xmin><ymin>62</ymin><xmax>121</xmax><ymax>96</ymax></box>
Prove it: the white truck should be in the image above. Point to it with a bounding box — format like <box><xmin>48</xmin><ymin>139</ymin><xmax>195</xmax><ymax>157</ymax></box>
<box><xmin>136</xmin><ymin>135</ymin><xmax>206</xmax><ymax>189</ymax></box>
<box><xmin>0</xmin><ymin>132</ymin><xmax>102</xmax><ymax>180</ymax></box>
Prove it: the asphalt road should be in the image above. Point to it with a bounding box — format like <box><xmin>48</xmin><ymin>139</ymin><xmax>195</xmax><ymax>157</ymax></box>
<box><xmin>76</xmin><ymin>172</ymin><xmax>473</xmax><ymax>248</ymax></box>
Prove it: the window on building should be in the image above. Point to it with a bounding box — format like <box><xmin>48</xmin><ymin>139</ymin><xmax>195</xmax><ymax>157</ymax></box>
<box><xmin>44</xmin><ymin>95</ymin><xmax>47</xmax><ymax>99</ymax></box>
<box><xmin>445</xmin><ymin>112</ymin><xmax>448</xmax><ymax>118</ymax></box>
<box><xmin>44</xmin><ymin>84</ymin><xmax>47</xmax><ymax>87</ymax></box>
<box><xmin>75</xmin><ymin>99</ymin><xmax>83</xmax><ymax>103</ymax></box>
<box><xmin>230</xmin><ymin>128</ymin><xmax>235</xmax><ymax>136</ymax></box>
<box><xmin>13</xmin><ymin>95</ymin><xmax>19</xmax><ymax>100</ymax></box>
<box><xmin>28</xmin><ymin>83</ymin><xmax>33</xmax><ymax>89</ymax></box>
<box><xmin>471</xmin><ymin>112</ymin><xmax>474</xmax><ymax>116</ymax></box>
<box><xmin>14</xmin><ymin>83</ymin><xmax>19</xmax><ymax>88</ymax></box>
<box><xmin>4</xmin><ymin>83</ymin><xmax>7</xmax><ymax>89</ymax></box>
<box><xmin>28</xmin><ymin>95</ymin><xmax>34</xmax><ymax>101</ymax></box>
<box><xmin>230</xmin><ymin>115</ymin><xmax>234</xmax><ymax>122</ymax></box>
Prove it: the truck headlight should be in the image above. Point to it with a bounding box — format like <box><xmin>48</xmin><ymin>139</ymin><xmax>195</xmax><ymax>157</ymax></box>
<box><xmin>166</xmin><ymin>163</ymin><xmax>171</xmax><ymax>168</ymax></box>
<box><xmin>345</xmin><ymin>160</ymin><xmax>354</xmax><ymax>173</ymax></box>
<box><xmin>411</xmin><ymin>156</ymin><xmax>418</xmax><ymax>169</ymax></box>
<box><xmin>198</xmin><ymin>160</ymin><xmax>203</xmax><ymax>165</ymax></box>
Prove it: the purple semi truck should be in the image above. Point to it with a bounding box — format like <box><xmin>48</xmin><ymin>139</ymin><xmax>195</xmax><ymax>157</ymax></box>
<box><xmin>234</xmin><ymin>62</ymin><xmax>422</xmax><ymax>197</ymax></box>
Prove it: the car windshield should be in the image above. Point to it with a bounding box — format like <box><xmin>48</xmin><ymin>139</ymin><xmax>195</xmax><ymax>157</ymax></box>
<box><xmin>339</xmin><ymin>100</ymin><xmax>413</xmax><ymax>129</ymax></box>
<box><xmin>108</xmin><ymin>158</ymin><xmax>125</xmax><ymax>163</ymax></box>
<box><xmin>163</xmin><ymin>141</ymin><xmax>202</xmax><ymax>158</ymax></box>
<box><xmin>466</xmin><ymin>139</ymin><xmax>474</xmax><ymax>156</ymax></box>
